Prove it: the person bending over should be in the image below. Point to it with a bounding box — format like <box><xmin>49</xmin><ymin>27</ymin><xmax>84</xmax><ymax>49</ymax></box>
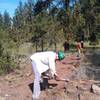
<box><xmin>30</xmin><ymin>51</ymin><xmax>65</xmax><ymax>99</ymax></box>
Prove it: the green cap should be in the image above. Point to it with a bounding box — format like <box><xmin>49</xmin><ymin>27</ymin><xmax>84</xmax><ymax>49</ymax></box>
<box><xmin>58</xmin><ymin>51</ymin><xmax>65</xmax><ymax>60</ymax></box>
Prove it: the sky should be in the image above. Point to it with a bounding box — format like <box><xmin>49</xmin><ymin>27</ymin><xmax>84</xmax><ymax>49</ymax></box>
<box><xmin>0</xmin><ymin>0</ymin><xmax>27</xmax><ymax>17</ymax></box>
<box><xmin>0</xmin><ymin>0</ymin><xmax>74</xmax><ymax>17</ymax></box>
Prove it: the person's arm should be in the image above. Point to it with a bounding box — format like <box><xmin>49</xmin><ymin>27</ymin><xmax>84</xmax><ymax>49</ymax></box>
<box><xmin>48</xmin><ymin>59</ymin><xmax>65</xmax><ymax>80</ymax></box>
<box><xmin>48</xmin><ymin>58</ymin><xmax>57</xmax><ymax>78</ymax></box>
<box><xmin>48</xmin><ymin>57</ymin><xmax>70</xmax><ymax>82</ymax></box>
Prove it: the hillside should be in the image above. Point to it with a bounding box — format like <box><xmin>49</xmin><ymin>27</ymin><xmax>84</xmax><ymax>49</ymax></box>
<box><xmin>0</xmin><ymin>50</ymin><xmax>100</xmax><ymax>100</ymax></box>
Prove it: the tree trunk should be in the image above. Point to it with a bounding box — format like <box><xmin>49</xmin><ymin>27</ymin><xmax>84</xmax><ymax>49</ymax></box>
<box><xmin>41</xmin><ymin>39</ymin><xmax>44</xmax><ymax>51</ymax></box>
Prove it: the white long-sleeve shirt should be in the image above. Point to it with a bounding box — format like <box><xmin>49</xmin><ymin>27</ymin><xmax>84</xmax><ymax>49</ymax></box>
<box><xmin>30</xmin><ymin>51</ymin><xmax>57</xmax><ymax>76</ymax></box>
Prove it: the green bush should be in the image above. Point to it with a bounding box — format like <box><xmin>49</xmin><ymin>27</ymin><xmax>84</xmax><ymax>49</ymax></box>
<box><xmin>0</xmin><ymin>52</ymin><xmax>17</xmax><ymax>75</ymax></box>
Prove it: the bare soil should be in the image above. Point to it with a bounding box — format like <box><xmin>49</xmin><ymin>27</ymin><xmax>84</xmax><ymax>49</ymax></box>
<box><xmin>0</xmin><ymin>51</ymin><xmax>100</xmax><ymax>100</ymax></box>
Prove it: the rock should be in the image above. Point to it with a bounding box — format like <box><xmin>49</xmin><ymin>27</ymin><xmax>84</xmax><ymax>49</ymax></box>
<box><xmin>79</xmin><ymin>92</ymin><xmax>100</xmax><ymax>100</ymax></box>
<box><xmin>77</xmin><ymin>81</ymin><xmax>92</xmax><ymax>91</ymax></box>
<box><xmin>92</xmin><ymin>84</ymin><xmax>100</xmax><ymax>95</ymax></box>
<box><xmin>5</xmin><ymin>94</ymin><xmax>10</xmax><ymax>97</ymax></box>
<box><xmin>0</xmin><ymin>96</ymin><xmax>5</xmax><ymax>100</ymax></box>
<box><xmin>66</xmin><ymin>84</ymin><xmax>78</xmax><ymax>94</ymax></box>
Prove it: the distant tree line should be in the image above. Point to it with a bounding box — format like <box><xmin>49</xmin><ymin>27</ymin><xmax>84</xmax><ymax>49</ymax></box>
<box><xmin>0</xmin><ymin>0</ymin><xmax>99</xmax><ymax>74</ymax></box>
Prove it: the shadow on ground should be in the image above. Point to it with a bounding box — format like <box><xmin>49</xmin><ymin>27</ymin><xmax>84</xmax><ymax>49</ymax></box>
<box><xmin>29</xmin><ymin>82</ymin><xmax>58</xmax><ymax>93</ymax></box>
<box><xmin>86</xmin><ymin>51</ymin><xmax>100</xmax><ymax>66</ymax></box>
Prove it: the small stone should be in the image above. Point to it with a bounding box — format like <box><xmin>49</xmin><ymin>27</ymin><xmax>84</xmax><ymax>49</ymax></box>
<box><xmin>5</xmin><ymin>94</ymin><xmax>10</xmax><ymax>97</ymax></box>
<box><xmin>0</xmin><ymin>96</ymin><xmax>5</xmax><ymax>100</ymax></box>
<box><xmin>92</xmin><ymin>84</ymin><xmax>100</xmax><ymax>95</ymax></box>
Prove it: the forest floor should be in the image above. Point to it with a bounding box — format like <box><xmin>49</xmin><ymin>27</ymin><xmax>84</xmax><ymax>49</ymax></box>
<box><xmin>0</xmin><ymin>49</ymin><xmax>100</xmax><ymax>100</ymax></box>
